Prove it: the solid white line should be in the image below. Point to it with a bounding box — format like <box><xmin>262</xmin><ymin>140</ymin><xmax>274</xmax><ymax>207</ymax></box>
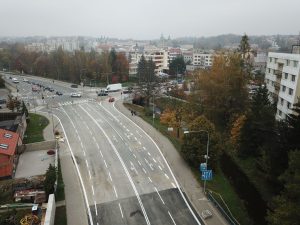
<box><xmin>119</xmin><ymin>203</ymin><xmax>124</xmax><ymax>218</ymax></box>
<box><xmin>168</xmin><ymin>211</ymin><xmax>176</xmax><ymax>225</ymax></box>
<box><xmin>154</xmin><ymin>187</ymin><xmax>165</xmax><ymax>205</ymax></box>
<box><xmin>99</xmin><ymin>150</ymin><xmax>103</xmax><ymax>158</ymax></box>
<box><xmin>165</xmin><ymin>173</ymin><xmax>169</xmax><ymax>179</ymax></box>
<box><xmin>112</xmin><ymin>103</ymin><xmax>202</xmax><ymax>225</ymax></box>
<box><xmin>108</xmin><ymin>172</ymin><xmax>113</xmax><ymax>182</ymax></box>
<box><xmin>80</xmin><ymin>105</ymin><xmax>151</xmax><ymax>225</ymax></box>
<box><xmin>143</xmin><ymin>168</ymin><xmax>147</xmax><ymax>174</ymax></box>
<box><xmin>92</xmin><ymin>185</ymin><xmax>95</xmax><ymax>196</ymax></box>
<box><xmin>104</xmin><ymin>160</ymin><xmax>108</xmax><ymax>168</ymax></box>
<box><xmin>94</xmin><ymin>201</ymin><xmax>98</xmax><ymax>216</ymax></box>
<box><xmin>158</xmin><ymin>165</ymin><xmax>162</xmax><ymax>170</ymax></box>
<box><xmin>138</xmin><ymin>161</ymin><xmax>142</xmax><ymax>166</ymax></box>
<box><xmin>113</xmin><ymin>185</ymin><xmax>118</xmax><ymax>198</ymax></box>
<box><xmin>51</xmin><ymin>113</ymin><xmax>94</xmax><ymax>225</ymax></box>
<box><xmin>148</xmin><ymin>177</ymin><xmax>152</xmax><ymax>183</ymax></box>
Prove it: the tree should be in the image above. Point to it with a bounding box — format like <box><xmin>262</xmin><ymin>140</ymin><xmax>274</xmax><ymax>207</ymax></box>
<box><xmin>21</xmin><ymin>101</ymin><xmax>29</xmax><ymax>117</ymax></box>
<box><xmin>181</xmin><ymin>116</ymin><xmax>221</xmax><ymax>169</ymax></box>
<box><xmin>169</xmin><ymin>56</ymin><xmax>186</xmax><ymax>76</ymax></box>
<box><xmin>267</xmin><ymin>150</ymin><xmax>300</xmax><ymax>225</ymax></box>
<box><xmin>44</xmin><ymin>164</ymin><xmax>57</xmax><ymax>197</ymax></box>
<box><xmin>239</xmin><ymin>34</ymin><xmax>252</xmax><ymax>77</ymax></box>
<box><xmin>286</xmin><ymin>101</ymin><xmax>300</xmax><ymax>151</ymax></box>
<box><xmin>230</xmin><ymin>114</ymin><xmax>246</xmax><ymax>150</ymax></box>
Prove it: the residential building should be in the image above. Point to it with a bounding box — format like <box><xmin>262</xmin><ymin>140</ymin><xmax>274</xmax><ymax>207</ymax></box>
<box><xmin>182</xmin><ymin>51</ymin><xmax>193</xmax><ymax>64</ymax></box>
<box><xmin>192</xmin><ymin>50</ymin><xmax>214</xmax><ymax>68</ymax></box>
<box><xmin>168</xmin><ymin>48</ymin><xmax>182</xmax><ymax>62</ymax></box>
<box><xmin>0</xmin><ymin>129</ymin><xmax>21</xmax><ymax>179</ymax></box>
<box><xmin>265</xmin><ymin>52</ymin><xmax>300</xmax><ymax>120</ymax></box>
<box><xmin>254</xmin><ymin>52</ymin><xmax>267</xmax><ymax>73</ymax></box>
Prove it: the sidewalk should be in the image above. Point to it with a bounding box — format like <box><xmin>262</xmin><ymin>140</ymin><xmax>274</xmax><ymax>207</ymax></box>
<box><xmin>115</xmin><ymin>100</ymin><xmax>229</xmax><ymax>225</ymax></box>
<box><xmin>39</xmin><ymin>112</ymin><xmax>89</xmax><ymax>225</ymax></box>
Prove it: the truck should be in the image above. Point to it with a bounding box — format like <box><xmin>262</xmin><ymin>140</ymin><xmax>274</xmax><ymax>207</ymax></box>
<box><xmin>105</xmin><ymin>83</ymin><xmax>122</xmax><ymax>93</ymax></box>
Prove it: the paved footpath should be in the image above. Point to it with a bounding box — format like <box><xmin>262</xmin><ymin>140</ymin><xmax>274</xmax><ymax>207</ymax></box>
<box><xmin>39</xmin><ymin>112</ymin><xmax>89</xmax><ymax>225</ymax></box>
<box><xmin>115</xmin><ymin>99</ymin><xmax>229</xmax><ymax>225</ymax></box>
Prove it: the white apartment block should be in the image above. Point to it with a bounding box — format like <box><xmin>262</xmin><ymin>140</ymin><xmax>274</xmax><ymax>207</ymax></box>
<box><xmin>265</xmin><ymin>52</ymin><xmax>300</xmax><ymax>120</ymax></box>
<box><xmin>192</xmin><ymin>50</ymin><xmax>214</xmax><ymax>68</ymax></box>
<box><xmin>129</xmin><ymin>49</ymin><xmax>169</xmax><ymax>76</ymax></box>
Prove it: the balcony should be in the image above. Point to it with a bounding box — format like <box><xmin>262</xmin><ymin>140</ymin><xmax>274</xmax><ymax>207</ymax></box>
<box><xmin>274</xmin><ymin>70</ymin><xmax>282</xmax><ymax>81</ymax></box>
<box><xmin>274</xmin><ymin>82</ymin><xmax>280</xmax><ymax>92</ymax></box>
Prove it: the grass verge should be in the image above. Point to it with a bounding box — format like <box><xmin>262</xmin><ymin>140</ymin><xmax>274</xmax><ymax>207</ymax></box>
<box><xmin>55</xmin><ymin>157</ymin><xmax>65</xmax><ymax>201</ymax></box>
<box><xmin>55</xmin><ymin>206</ymin><xmax>67</xmax><ymax>225</ymax></box>
<box><xmin>23</xmin><ymin>113</ymin><xmax>49</xmax><ymax>143</ymax></box>
<box><xmin>124</xmin><ymin>102</ymin><xmax>252</xmax><ymax>225</ymax></box>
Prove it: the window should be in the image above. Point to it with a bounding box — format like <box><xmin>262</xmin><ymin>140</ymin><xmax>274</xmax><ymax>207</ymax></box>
<box><xmin>292</xmin><ymin>75</ymin><xmax>296</xmax><ymax>81</ymax></box>
<box><xmin>286</xmin><ymin>59</ymin><xmax>290</xmax><ymax>66</ymax></box>
<box><xmin>275</xmin><ymin>58</ymin><xmax>278</xmax><ymax>63</ymax></box>
<box><xmin>266</xmin><ymin>79</ymin><xmax>269</xmax><ymax>84</ymax></box>
<box><xmin>268</xmin><ymin>68</ymin><xmax>271</xmax><ymax>73</ymax></box>
<box><xmin>3</xmin><ymin>133</ymin><xmax>12</xmax><ymax>138</ymax></box>
<box><xmin>269</xmin><ymin>57</ymin><xmax>272</xmax><ymax>62</ymax></box>
<box><xmin>282</xmin><ymin>85</ymin><xmax>286</xmax><ymax>92</ymax></box>
<box><xmin>287</xmin><ymin>102</ymin><xmax>291</xmax><ymax>109</ymax></box>
<box><xmin>289</xmin><ymin>88</ymin><xmax>293</xmax><ymax>95</ymax></box>
<box><xmin>280</xmin><ymin>98</ymin><xmax>284</xmax><ymax>105</ymax></box>
<box><xmin>285</xmin><ymin>73</ymin><xmax>288</xmax><ymax>79</ymax></box>
<box><xmin>294</xmin><ymin>61</ymin><xmax>298</xmax><ymax>67</ymax></box>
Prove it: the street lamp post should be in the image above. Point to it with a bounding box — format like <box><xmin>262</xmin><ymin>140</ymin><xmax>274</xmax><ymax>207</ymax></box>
<box><xmin>184</xmin><ymin>130</ymin><xmax>210</xmax><ymax>193</ymax></box>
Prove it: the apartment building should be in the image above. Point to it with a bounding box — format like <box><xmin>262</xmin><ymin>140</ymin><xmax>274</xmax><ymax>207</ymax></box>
<box><xmin>265</xmin><ymin>52</ymin><xmax>300</xmax><ymax>120</ymax></box>
<box><xmin>192</xmin><ymin>50</ymin><xmax>214</xmax><ymax>68</ymax></box>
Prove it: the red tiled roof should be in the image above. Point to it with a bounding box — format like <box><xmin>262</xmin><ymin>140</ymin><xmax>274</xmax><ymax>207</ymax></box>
<box><xmin>0</xmin><ymin>129</ymin><xmax>19</xmax><ymax>156</ymax></box>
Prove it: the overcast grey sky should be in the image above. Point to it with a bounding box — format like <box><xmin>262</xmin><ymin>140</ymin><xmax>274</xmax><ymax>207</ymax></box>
<box><xmin>0</xmin><ymin>0</ymin><xmax>299</xmax><ymax>39</ymax></box>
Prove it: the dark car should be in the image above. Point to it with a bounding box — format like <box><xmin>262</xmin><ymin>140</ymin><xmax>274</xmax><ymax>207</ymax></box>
<box><xmin>71</xmin><ymin>84</ymin><xmax>78</xmax><ymax>88</ymax></box>
<box><xmin>56</xmin><ymin>91</ymin><xmax>63</xmax><ymax>96</ymax></box>
<box><xmin>97</xmin><ymin>92</ymin><xmax>108</xmax><ymax>96</ymax></box>
<box><xmin>49</xmin><ymin>87</ymin><xmax>54</xmax><ymax>92</ymax></box>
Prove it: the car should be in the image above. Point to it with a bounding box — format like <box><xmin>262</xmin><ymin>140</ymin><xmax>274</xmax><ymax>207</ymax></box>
<box><xmin>56</xmin><ymin>91</ymin><xmax>63</xmax><ymax>96</ymax></box>
<box><xmin>49</xmin><ymin>87</ymin><xmax>55</xmax><ymax>92</ymax></box>
<box><xmin>71</xmin><ymin>93</ymin><xmax>81</xmax><ymax>97</ymax></box>
<box><xmin>22</xmin><ymin>78</ymin><xmax>28</xmax><ymax>82</ymax></box>
<box><xmin>97</xmin><ymin>90</ymin><xmax>108</xmax><ymax>96</ymax></box>
<box><xmin>201</xmin><ymin>210</ymin><xmax>213</xmax><ymax>220</ymax></box>
<box><xmin>108</xmin><ymin>97</ymin><xmax>115</xmax><ymax>102</ymax></box>
<box><xmin>12</xmin><ymin>78</ymin><xmax>19</xmax><ymax>83</ymax></box>
<box><xmin>71</xmin><ymin>84</ymin><xmax>78</xmax><ymax>88</ymax></box>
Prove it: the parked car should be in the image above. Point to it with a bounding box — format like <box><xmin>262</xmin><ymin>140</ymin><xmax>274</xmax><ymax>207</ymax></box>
<box><xmin>71</xmin><ymin>84</ymin><xmax>78</xmax><ymax>88</ymax></box>
<box><xmin>97</xmin><ymin>90</ymin><xmax>108</xmax><ymax>96</ymax></box>
<box><xmin>71</xmin><ymin>93</ymin><xmax>81</xmax><ymax>97</ymax></box>
<box><xmin>108</xmin><ymin>97</ymin><xmax>115</xmax><ymax>102</ymax></box>
<box><xmin>56</xmin><ymin>91</ymin><xmax>63</xmax><ymax>96</ymax></box>
<box><xmin>12</xmin><ymin>78</ymin><xmax>19</xmax><ymax>83</ymax></box>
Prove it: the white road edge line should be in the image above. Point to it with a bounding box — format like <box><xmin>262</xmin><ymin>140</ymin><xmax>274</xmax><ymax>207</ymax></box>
<box><xmin>168</xmin><ymin>211</ymin><xmax>176</xmax><ymax>225</ymax></box>
<box><xmin>110</xmin><ymin>102</ymin><xmax>202</xmax><ymax>225</ymax></box>
<box><xmin>94</xmin><ymin>201</ymin><xmax>98</xmax><ymax>216</ymax></box>
<box><xmin>154</xmin><ymin>187</ymin><xmax>165</xmax><ymax>205</ymax></box>
<box><xmin>80</xmin><ymin>105</ymin><xmax>151</xmax><ymax>225</ymax></box>
<box><xmin>119</xmin><ymin>203</ymin><xmax>124</xmax><ymax>218</ymax></box>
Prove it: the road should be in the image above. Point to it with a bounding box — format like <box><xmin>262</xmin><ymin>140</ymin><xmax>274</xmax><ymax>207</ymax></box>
<box><xmin>2</xmin><ymin>73</ymin><xmax>227</xmax><ymax>225</ymax></box>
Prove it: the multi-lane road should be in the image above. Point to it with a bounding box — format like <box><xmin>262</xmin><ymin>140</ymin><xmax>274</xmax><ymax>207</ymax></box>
<box><xmin>2</xmin><ymin>74</ymin><xmax>222</xmax><ymax>225</ymax></box>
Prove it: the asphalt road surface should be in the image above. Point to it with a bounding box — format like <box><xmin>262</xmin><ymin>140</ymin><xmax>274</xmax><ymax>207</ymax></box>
<box><xmin>3</xmin><ymin>73</ymin><xmax>203</xmax><ymax>225</ymax></box>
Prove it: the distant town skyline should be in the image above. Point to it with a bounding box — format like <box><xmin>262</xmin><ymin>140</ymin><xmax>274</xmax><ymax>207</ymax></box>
<box><xmin>0</xmin><ymin>0</ymin><xmax>299</xmax><ymax>40</ymax></box>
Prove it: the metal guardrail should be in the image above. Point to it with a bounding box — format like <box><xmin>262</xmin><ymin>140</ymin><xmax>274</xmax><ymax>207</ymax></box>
<box><xmin>207</xmin><ymin>191</ymin><xmax>240</xmax><ymax>225</ymax></box>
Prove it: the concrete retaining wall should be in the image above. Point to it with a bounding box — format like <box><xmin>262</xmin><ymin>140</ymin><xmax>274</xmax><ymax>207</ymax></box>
<box><xmin>25</xmin><ymin>140</ymin><xmax>56</xmax><ymax>152</ymax></box>
<box><xmin>44</xmin><ymin>194</ymin><xmax>56</xmax><ymax>225</ymax></box>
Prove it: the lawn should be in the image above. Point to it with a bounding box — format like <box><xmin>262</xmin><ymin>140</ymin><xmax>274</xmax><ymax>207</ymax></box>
<box><xmin>54</xmin><ymin>206</ymin><xmax>67</xmax><ymax>225</ymax></box>
<box><xmin>23</xmin><ymin>113</ymin><xmax>49</xmax><ymax>143</ymax></box>
<box><xmin>124</xmin><ymin>102</ymin><xmax>253</xmax><ymax>225</ymax></box>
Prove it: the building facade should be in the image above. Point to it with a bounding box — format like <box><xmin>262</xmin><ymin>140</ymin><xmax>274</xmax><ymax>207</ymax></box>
<box><xmin>265</xmin><ymin>52</ymin><xmax>300</xmax><ymax>120</ymax></box>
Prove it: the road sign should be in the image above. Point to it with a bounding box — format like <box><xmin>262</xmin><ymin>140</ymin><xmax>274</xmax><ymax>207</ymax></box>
<box><xmin>200</xmin><ymin>163</ymin><xmax>207</xmax><ymax>172</ymax></box>
<box><xmin>201</xmin><ymin>170</ymin><xmax>213</xmax><ymax>181</ymax></box>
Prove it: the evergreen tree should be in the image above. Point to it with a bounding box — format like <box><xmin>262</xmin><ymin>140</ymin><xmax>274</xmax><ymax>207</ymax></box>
<box><xmin>137</xmin><ymin>55</ymin><xmax>146</xmax><ymax>84</ymax></box>
<box><xmin>21</xmin><ymin>101</ymin><xmax>29</xmax><ymax>117</ymax></box>
<box><xmin>44</xmin><ymin>164</ymin><xmax>57</xmax><ymax>197</ymax></box>
<box><xmin>169</xmin><ymin>56</ymin><xmax>186</xmax><ymax>76</ymax></box>
<box><xmin>286</xmin><ymin>101</ymin><xmax>300</xmax><ymax>151</ymax></box>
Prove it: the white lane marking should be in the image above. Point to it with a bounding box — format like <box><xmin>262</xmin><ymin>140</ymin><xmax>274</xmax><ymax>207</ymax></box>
<box><xmin>130</xmin><ymin>132</ymin><xmax>133</xmax><ymax>136</ymax></box>
<box><xmin>158</xmin><ymin>165</ymin><xmax>162</xmax><ymax>171</ymax></box>
<box><xmin>144</xmin><ymin>158</ymin><xmax>149</xmax><ymax>163</ymax></box>
<box><xmin>138</xmin><ymin>161</ymin><xmax>142</xmax><ymax>166</ymax></box>
<box><xmin>92</xmin><ymin>136</ymin><xmax>96</xmax><ymax>142</ymax></box>
<box><xmin>99</xmin><ymin>150</ymin><xmax>103</xmax><ymax>158</ymax></box>
<box><xmin>134</xmin><ymin>136</ymin><xmax>137</xmax><ymax>141</ymax></box>
<box><xmin>143</xmin><ymin>146</ymin><xmax>146</xmax><ymax>150</ymax></box>
<box><xmin>165</xmin><ymin>173</ymin><xmax>169</xmax><ymax>179</ymax></box>
<box><xmin>147</xmin><ymin>152</ymin><xmax>151</xmax><ymax>156</ymax></box>
<box><xmin>126</xmin><ymin>129</ymin><xmax>129</xmax><ymax>132</ymax></box>
<box><xmin>51</xmin><ymin>113</ymin><xmax>94</xmax><ymax>225</ymax></box>
<box><xmin>88</xmin><ymin>170</ymin><xmax>92</xmax><ymax>180</ymax></box>
<box><xmin>148</xmin><ymin>177</ymin><xmax>152</xmax><ymax>183</ymax></box>
<box><xmin>85</xmin><ymin>159</ymin><xmax>89</xmax><ymax>168</ymax></box>
<box><xmin>133</xmin><ymin>154</ymin><xmax>136</xmax><ymax>158</ymax></box>
<box><xmin>171</xmin><ymin>182</ymin><xmax>176</xmax><ymax>188</ymax></box>
<box><xmin>154</xmin><ymin>187</ymin><xmax>165</xmax><ymax>205</ymax></box>
<box><xmin>113</xmin><ymin>185</ymin><xmax>118</xmax><ymax>198</ymax></box>
<box><xmin>96</xmin><ymin>143</ymin><xmax>100</xmax><ymax>149</ymax></box>
<box><xmin>149</xmin><ymin>164</ymin><xmax>154</xmax><ymax>171</ymax></box>
<box><xmin>138</xmin><ymin>141</ymin><xmax>141</xmax><ymax>145</ymax></box>
<box><xmin>152</xmin><ymin>158</ymin><xmax>157</xmax><ymax>163</ymax></box>
<box><xmin>104</xmin><ymin>160</ymin><xmax>108</xmax><ymax>168</ymax></box>
<box><xmin>142</xmin><ymin>168</ymin><xmax>147</xmax><ymax>174</ymax></box>
<box><xmin>81</xmin><ymin>105</ymin><xmax>151</xmax><ymax>225</ymax></box>
<box><xmin>119</xmin><ymin>203</ymin><xmax>124</xmax><ymax>218</ymax></box>
<box><xmin>91</xmin><ymin>185</ymin><xmax>95</xmax><ymax>196</ymax></box>
<box><xmin>168</xmin><ymin>211</ymin><xmax>176</xmax><ymax>225</ymax></box>
<box><xmin>83</xmin><ymin>151</ymin><xmax>86</xmax><ymax>156</ymax></box>
<box><xmin>128</xmin><ymin>147</ymin><xmax>132</xmax><ymax>152</ymax></box>
<box><xmin>94</xmin><ymin>201</ymin><xmax>98</xmax><ymax>216</ymax></box>
<box><xmin>112</xmin><ymin>104</ymin><xmax>202</xmax><ymax>225</ymax></box>
<box><xmin>108</xmin><ymin>172</ymin><xmax>113</xmax><ymax>182</ymax></box>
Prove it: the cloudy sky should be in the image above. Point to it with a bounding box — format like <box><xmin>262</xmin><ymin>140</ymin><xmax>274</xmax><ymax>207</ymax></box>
<box><xmin>0</xmin><ymin>0</ymin><xmax>299</xmax><ymax>39</ymax></box>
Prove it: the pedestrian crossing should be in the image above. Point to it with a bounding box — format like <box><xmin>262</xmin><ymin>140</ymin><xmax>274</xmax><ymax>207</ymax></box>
<box><xmin>58</xmin><ymin>98</ymin><xmax>95</xmax><ymax>106</ymax></box>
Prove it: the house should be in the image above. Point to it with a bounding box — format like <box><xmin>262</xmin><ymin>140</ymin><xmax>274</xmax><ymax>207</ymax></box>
<box><xmin>0</xmin><ymin>129</ymin><xmax>21</xmax><ymax>179</ymax></box>
<box><xmin>0</xmin><ymin>112</ymin><xmax>27</xmax><ymax>139</ymax></box>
